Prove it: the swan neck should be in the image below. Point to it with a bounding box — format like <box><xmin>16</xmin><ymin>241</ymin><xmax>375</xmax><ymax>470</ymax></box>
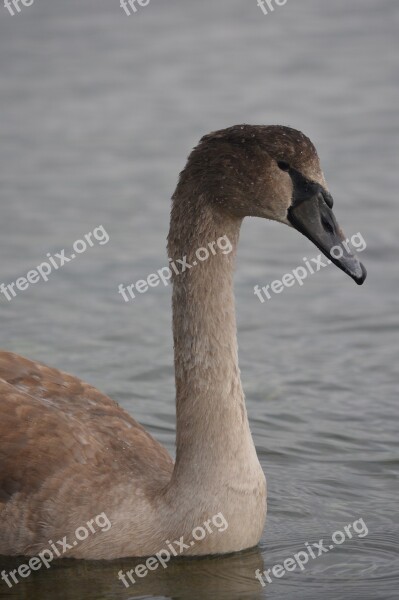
<box><xmin>168</xmin><ymin>197</ymin><xmax>256</xmax><ymax>480</ymax></box>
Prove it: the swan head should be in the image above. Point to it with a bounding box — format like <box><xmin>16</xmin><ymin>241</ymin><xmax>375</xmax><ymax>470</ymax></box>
<box><xmin>179</xmin><ymin>124</ymin><xmax>366</xmax><ymax>284</ymax></box>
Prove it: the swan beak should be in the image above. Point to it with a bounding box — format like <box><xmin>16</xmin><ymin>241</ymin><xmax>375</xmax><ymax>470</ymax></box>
<box><xmin>287</xmin><ymin>193</ymin><xmax>367</xmax><ymax>285</ymax></box>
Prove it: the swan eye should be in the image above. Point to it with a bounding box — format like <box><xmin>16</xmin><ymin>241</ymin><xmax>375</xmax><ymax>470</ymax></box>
<box><xmin>277</xmin><ymin>161</ymin><xmax>290</xmax><ymax>172</ymax></box>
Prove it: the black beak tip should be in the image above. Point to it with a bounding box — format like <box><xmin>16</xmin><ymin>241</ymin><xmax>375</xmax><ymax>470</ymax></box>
<box><xmin>354</xmin><ymin>262</ymin><xmax>367</xmax><ymax>285</ymax></box>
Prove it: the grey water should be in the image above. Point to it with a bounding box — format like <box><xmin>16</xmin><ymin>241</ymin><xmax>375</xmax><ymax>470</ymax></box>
<box><xmin>0</xmin><ymin>0</ymin><xmax>398</xmax><ymax>598</ymax></box>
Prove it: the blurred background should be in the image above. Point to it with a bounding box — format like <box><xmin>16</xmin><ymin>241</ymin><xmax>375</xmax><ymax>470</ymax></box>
<box><xmin>0</xmin><ymin>1</ymin><xmax>398</xmax><ymax>599</ymax></box>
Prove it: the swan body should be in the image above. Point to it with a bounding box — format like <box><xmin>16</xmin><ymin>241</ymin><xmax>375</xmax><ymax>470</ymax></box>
<box><xmin>0</xmin><ymin>125</ymin><xmax>366</xmax><ymax>559</ymax></box>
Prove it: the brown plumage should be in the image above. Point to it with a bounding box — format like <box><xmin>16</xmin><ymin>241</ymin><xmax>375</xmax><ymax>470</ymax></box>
<box><xmin>0</xmin><ymin>351</ymin><xmax>173</xmax><ymax>557</ymax></box>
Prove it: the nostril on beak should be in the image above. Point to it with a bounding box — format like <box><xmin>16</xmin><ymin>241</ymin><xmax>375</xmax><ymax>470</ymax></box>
<box><xmin>320</xmin><ymin>191</ymin><xmax>334</xmax><ymax>209</ymax></box>
<box><xmin>321</xmin><ymin>215</ymin><xmax>334</xmax><ymax>234</ymax></box>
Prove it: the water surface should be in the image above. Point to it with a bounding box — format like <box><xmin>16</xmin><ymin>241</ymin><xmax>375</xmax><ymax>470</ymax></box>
<box><xmin>0</xmin><ymin>1</ymin><xmax>398</xmax><ymax>598</ymax></box>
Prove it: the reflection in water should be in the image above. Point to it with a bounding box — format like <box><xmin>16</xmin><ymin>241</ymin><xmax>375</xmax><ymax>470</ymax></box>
<box><xmin>0</xmin><ymin>548</ymin><xmax>265</xmax><ymax>600</ymax></box>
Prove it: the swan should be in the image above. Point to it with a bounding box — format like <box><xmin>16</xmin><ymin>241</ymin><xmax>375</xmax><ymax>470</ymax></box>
<box><xmin>0</xmin><ymin>125</ymin><xmax>366</xmax><ymax>560</ymax></box>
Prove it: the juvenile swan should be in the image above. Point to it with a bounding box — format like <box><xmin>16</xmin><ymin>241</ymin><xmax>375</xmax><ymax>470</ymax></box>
<box><xmin>0</xmin><ymin>125</ymin><xmax>366</xmax><ymax>559</ymax></box>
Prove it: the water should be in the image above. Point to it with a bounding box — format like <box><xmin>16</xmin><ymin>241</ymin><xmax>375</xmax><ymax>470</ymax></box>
<box><xmin>0</xmin><ymin>0</ymin><xmax>398</xmax><ymax>598</ymax></box>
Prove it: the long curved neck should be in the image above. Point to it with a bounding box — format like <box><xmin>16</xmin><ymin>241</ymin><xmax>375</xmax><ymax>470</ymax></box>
<box><xmin>167</xmin><ymin>196</ymin><xmax>259</xmax><ymax>487</ymax></box>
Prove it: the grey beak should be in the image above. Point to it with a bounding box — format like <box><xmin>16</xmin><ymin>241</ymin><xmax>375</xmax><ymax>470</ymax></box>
<box><xmin>288</xmin><ymin>192</ymin><xmax>367</xmax><ymax>285</ymax></box>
